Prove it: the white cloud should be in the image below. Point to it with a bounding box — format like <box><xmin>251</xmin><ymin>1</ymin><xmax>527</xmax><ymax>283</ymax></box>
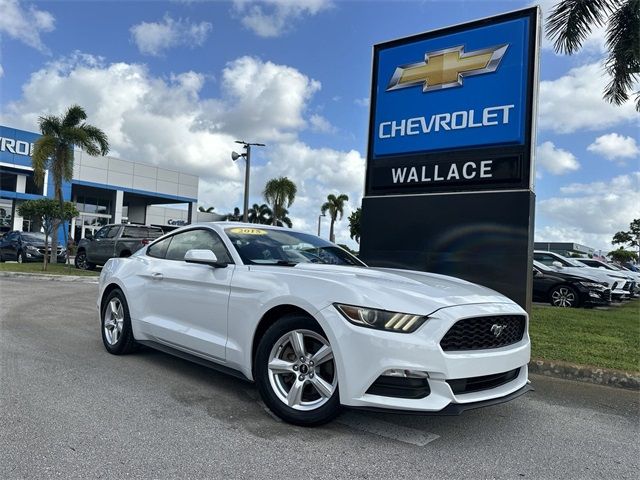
<box><xmin>538</xmin><ymin>62</ymin><xmax>638</xmax><ymax>134</ymax></box>
<box><xmin>0</xmin><ymin>52</ymin><xmax>361</xmax><ymax>245</ymax></box>
<box><xmin>354</xmin><ymin>97</ymin><xmax>369</xmax><ymax>108</ymax></box>
<box><xmin>309</xmin><ymin>113</ymin><xmax>336</xmax><ymax>133</ymax></box>
<box><xmin>587</xmin><ymin>133</ymin><xmax>639</xmax><ymax>164</ymax></box>
<box><xmin>0</xmin><ymin>0</ymin><xmax>55</xmax><ymax>53</ymax></box>
<box><xmin>130</xmin><ymin>14</ymin><xmax>212</xmax><ymax>56</ymax></box>
<box><xmin>0</xmin><ymin>65</ymin><xmax>4</xmax><ymax>78</ymax></box>
<box><xmin>536</xmin><ymin>141</ymin><xmax>580</xmax><ymax>176</ymax></box>
<box><xmin>536</xmin><ymin>172</ymin><xmax>640</xmax><ymax>251</ymax></box>
<box><xmin>232</xmin><ymin>0</ymin><xmax>332</xmax><ymax>37</ymax></box>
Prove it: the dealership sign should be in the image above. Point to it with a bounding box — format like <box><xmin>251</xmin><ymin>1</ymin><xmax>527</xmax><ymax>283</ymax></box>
<box><xmin>365</xmin><ymin>8</ymin><xmax>539</xmax><ymax>195</ymax></box>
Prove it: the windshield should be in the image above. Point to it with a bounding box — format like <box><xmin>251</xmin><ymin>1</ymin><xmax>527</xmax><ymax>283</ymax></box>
<box><xmin>533</xmin><ymin>260</ymin><xmax>552</xmax><ymax>272</ymax></box>
<box><xmin>22</xmin><ymin>233</ymin><xmax>46</xmax><ymax>242</ymax></box>
<box><xmin>558</xmin><ymin>255</ymin><xmax>585</xmax><ymax>267</ymax></box>
<box><xmin>225</xmin><ymin>227</ymin><xmax>366</xmax><ymax>267</ymax></box>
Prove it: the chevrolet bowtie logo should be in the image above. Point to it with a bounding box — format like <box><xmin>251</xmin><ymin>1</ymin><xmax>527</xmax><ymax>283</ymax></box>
<box><xmin>386</xmin><ymin>44</ymin><xmax>508</xmax><ymax>92</ymax></box>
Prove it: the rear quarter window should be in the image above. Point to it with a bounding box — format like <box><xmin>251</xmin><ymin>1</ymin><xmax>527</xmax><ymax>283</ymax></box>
<box><xmin>146</xmin><ymin>236</ymin><xmax>172</xmax><ymax>259</ymax></box>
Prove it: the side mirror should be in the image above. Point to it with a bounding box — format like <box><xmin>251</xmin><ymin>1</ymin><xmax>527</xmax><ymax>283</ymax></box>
<box><xmin>552</xmin><ymin>261</ymin><xmax>563</xmax><ymax>268</ymax></box>
<box><xmin>184</xmin><ymin>249</ymin><xmax>227</xmax><ymax>268</ymax></box>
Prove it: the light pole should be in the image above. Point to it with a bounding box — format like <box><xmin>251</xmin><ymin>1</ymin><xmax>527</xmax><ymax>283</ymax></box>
<box><xmin>232</xmin><ymin>140</ymin><xmax>265</xmax><ymax>223</ymax></box>
<box><xmin>317</xmin><ymin>213</ymin><xmax>326</xmax><ymax>236</ymax></box>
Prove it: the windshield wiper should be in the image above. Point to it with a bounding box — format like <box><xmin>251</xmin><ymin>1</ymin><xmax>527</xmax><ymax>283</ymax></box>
<box><xmin>275</xmin><ymin>260</ymin><xmax>298</xmax><ymax>266</ymax></box>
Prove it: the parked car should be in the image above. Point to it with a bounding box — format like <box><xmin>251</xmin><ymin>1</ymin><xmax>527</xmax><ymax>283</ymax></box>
<box><xmin>0</xmin><ymin>231</ymin><xmax>66</xmax><ymax>263</ymax></box>
<box><xmin>575</xmin><ymin>258</ymin><xmax>639</xmax><ymax>296</ymax></box>
<box><xmin>532</xmin><ymin>261</ymin><xmax>610</xmax><ymax>308</ymax></box>
<box><xmin>76</xmin><ymin>224</ymin><xmax>163</xmax><ymax>270</ymax></box>
<box><xmin>533</xmin><ymin>251</ymin><xmax>631</xmax><ymax>301</ymax></box>
<box><xmin>98</xmin><ymin>223</ymin><xmax>531</xmax><ymax>426</ymax></box>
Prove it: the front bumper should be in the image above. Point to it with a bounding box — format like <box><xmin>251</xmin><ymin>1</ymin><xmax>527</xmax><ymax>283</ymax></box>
<box><xmin>24</xmin><ymin>250</ymin><xmax>66</xmax><ymax>262</ymax></box>
<box><xmin>318</xmin><ymin>302</ymin><xmax>530</xmax><ymax>412</ymax></box>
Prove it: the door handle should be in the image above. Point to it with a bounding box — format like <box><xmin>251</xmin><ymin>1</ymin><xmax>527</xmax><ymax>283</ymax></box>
<box><xmin>151</xmin><ymin>272</ymin><xmax>164</xmax><ymax>280</ymax></box>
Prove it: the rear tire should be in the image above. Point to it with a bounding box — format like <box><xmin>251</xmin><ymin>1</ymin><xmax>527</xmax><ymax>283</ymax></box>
<box><xmin>254</xmin><ymin>314</ymin><xmax>341</xmax><ymax>426</ymax></box>
<box><xmin>101</xmin><ymin>289</ymin><xmax>138</xmax><ymax>355</ymax></box>
<box><xmin>550</xmin><ymin>285</ymin><xmax>579</xmax><ymax>308</ymax></box>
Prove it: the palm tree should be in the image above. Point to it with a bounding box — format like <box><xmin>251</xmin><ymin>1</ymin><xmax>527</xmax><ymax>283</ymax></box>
<box><xmin>198</xmin><ymin>206</ymin><xmax>215</xmax><ymax>213</ymax></box>
<box><xmin>348</xmin><ymin>207</ymin><xmax>361</xmax><ymax>244</ymax></box>
<box><xmin>263</xmin><ymin>177</ymin><xmax>297</xmax><ymax>226</ymax></box>
<box><xmin>223</xmin><ymin>207</ymin><xmax>242</xmax><ymax>221</ymax></box>
<box><xmin>266</xmin><ymin>207</ymin><xmax>293</xmax><ymax>228</ymax></box>
<box><xmin>248</xmin><ymin>203</ymin><xmax>272</xmax><ymax>224</ymax></box>
<box><xmin>321</xmin><ymin>193</ymin><xmax>349</xmax><ymax>243</ymax></box>
<box><xmin>546</xmin><ymin>0</ymin><xmax>640</xmax><ymax>110</ymax></box>
<box><xmin>31</xmin><ymin>105</ymin><xmax>109</xmax><ymax>263</ymax></box>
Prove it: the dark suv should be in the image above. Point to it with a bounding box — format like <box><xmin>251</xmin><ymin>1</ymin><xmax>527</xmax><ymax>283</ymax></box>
<box><xmin>75</xmin><ymin>224</ymin><xmax>164</xmax><ymax>270</ymax></box>
<box><xmin>0</xmin><ymin>231</ymin><xmax>67</xmax><ymax>263</ymax></box>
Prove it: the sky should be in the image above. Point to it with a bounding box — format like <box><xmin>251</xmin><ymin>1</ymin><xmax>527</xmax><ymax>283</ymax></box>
<box><xmin>0</xmin><ymin>0</ymin><xmax>638</xmax><ymax>250</ymax></box>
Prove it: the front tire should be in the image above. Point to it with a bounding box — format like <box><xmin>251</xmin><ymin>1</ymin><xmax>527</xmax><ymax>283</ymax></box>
<box><xmin>255</xmin><ymin>314</ymin><xmax>341</xmax><ymax>426</ymax></box>
<box><xmin>550</xmin><ymin>285</ymin><xmax>579</xmax><ymax>308</ymax></box>
<box><xmin>101</xmin><ymin>289</ymin><xmax>138</xmax><ymax>354</ymax></box>
<box><xmin>75</xmin><ymin>250</ymin><xmax>96</xmax><ymax>270</ymax></box>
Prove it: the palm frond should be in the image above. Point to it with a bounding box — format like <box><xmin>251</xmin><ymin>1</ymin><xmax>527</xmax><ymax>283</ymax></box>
<box><xmin>38</xmin><ymin>115</ymin><xmax>61</xmax><ymax>136</ymax></box>
<box><xmin>62</xmin><ymin>105</ymin><xmax>87</xmax><ymax>128</ymax></box>
<box><xmin>80</xmin><ymin>124</ymin><xmax>110</xmax><ymax>155</ymax></box>
<box><xmin>603</xmin><ymin>0</ymin><xmax>640</xmax><ymax>109</ymax></box>
<box><xmin>546</xmin><ymin>0</ymin><xmax>616</xmax><ymax>54</ymax></box>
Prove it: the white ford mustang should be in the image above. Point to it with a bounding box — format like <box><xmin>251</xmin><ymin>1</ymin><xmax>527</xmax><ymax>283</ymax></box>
<box><xmin>98</xmin><ymin>222</ymin><xmax>531</xmax><ymax>425</ymax></box>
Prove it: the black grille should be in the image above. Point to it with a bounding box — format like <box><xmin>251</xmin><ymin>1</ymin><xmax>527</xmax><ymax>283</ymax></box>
<box><xmin>440</xmin><ymin>315</ymin><xmax>526</xmax><ymax>351</ymax></box>
<box><xmin>447</xmin><ymin>368</ymin><xmax>520</xmax><ymax>395</ymax></box>
<box><xmin>366</xmin><ymin>376</ymin><xmax>430</xmax><ymax>399</ymax></box>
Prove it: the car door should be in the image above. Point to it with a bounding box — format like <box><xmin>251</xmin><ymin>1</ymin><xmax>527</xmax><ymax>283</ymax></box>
<box><xmin>2</xmin><ymin>232</ymin><xmax>20</xmax><ymax>260</ymax></box>
<box><xmin>86</xmin><ymin>225</ymin><xmax>112</xmax><ymax>263</ymax></box>
<box><xmin>141</xmin><ymin>227</ymin><xmax>235</xmax><ymax>361</ymax></box>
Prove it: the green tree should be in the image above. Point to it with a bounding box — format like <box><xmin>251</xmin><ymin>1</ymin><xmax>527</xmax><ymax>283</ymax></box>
<box><xmin>248</xmin><ymin>203</ymin><xmax>272</xmax><ymax>225</ymax></box>
<box><xmin>263</xmin><ymin>177</ymin><xmax>297</xmax><ymax>226</ymax></box>
<box><xmin>612</xmin><ymin>218</ymin><xmax>640</xmax><ymax>257</ymax></box>
<box><xmin>348</xmin><ymin>207</ymin><xmax>361</xmax><ymax>244</ymax></box>
<box><xmin>267</xmin><ymin>207</ymin><xmax>292</xmax><ymax>228</ymax></box>
<box><xmin>321</xmin><ymin>193</ymin><xmax>349</xmax><ymax>243</ymax></box>
<box><xmin>223</xmin><ymin>207</ymin><xmax>242</xmax><ymax>221</ymax></box>
<box><xmin>607</xmin><ymin>247</ymin><xmax>638</xmax><ymax>263</ymax></box>
<box><xmin>31</xmin><ymin>105</ymin><xmax>109</xmax><ymax>262</ymax></box>
<box><xmin>17</xmin><ymin>199</ymin><xmax>79</xmax><ymax>270</ymax></box>
<box><xmin>546</xmin><ymin>0</ymin><xmax>640</xmax><ymax>111</ymax></box>
<box><xmin>198</xmin><ymin>206</ymin><xmax>215</xmax><ymax>213</ymax></box>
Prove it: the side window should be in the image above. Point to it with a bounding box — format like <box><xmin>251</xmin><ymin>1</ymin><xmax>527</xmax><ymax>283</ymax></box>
<box><xmin>534</xmin><ymin>254</ymin><xmax>554</xmax><ymax>267</ymax></box>
<box><xmin>122</xmin><ymin>226</ymin><xmax>144</xmax><ymax>238</ymax></box>
<box><xmin>165</xmin><ymin>229</ymin><xmax>232</xmax><ymax>263</ymax></box>
<box><xmin>147</xmin><ymin>236</ymin><xmax>172</xmax><ymax>259</ymax></box>
<box><xmin>106</xmin><ymin>226</ymin><xmax>120</xmax><ymax>238</ymax></box>
<box><xmin>94</xmin><ymin>226</ymin><xmax>110</xmax><ymax>239</ymax></box>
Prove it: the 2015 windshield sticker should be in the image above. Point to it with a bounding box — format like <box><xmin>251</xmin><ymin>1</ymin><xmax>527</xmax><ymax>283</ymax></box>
<box><xmin>229</xmin><ymin>228</ymin><xmax>267</xmax><ymax>235</ymax></box>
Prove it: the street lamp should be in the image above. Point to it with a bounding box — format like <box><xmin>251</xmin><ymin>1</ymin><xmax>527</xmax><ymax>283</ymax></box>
<box><xmin>317</xmin><ymin>213</ymin><xmax>326</xmax><ymax>236</ymax></box>
<box><xmin>232</xmin><ymin>140</ymin><xmax>266</xmax><ymax>223</ymax></box>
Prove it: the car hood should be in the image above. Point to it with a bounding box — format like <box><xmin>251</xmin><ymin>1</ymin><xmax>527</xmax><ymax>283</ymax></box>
<box><xmin>268</xmin><ymin>263</ymin><xmax>519</xmax><ymax>314</ymax></box>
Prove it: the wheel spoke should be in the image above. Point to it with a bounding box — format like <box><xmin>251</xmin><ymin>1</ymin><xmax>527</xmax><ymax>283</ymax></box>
<box><xmin>116</xmin><ymin>304</ymin><xmax>124</xmax><ymax>320</ymax></box>
<box><xmin>109</xmin><ymin>300</ymin><xmax>118</xmax><ymax>317</ymax></box>
<box><xmin>268</xmin><ymin>358</ymin><xmax>295</xmax><ymax>374</ymax></box>
<box><xmin>289</xmin><ymin>331</ymin><xmax>306</xmax><ymax>358</ymax></box>
<box><xmin>310</xmin><ymin>375</ymin><xmax>333</xmax><ymax>398</ymax></box>
<box><xmin>311</xmin><ymin>344</ymin><xmax>333</xmax><ymax>365</ymax></box>
<box><xmin>287</xmin><ymin>379</ymin><xmax>305</xmax><ymax>407</ymax></box>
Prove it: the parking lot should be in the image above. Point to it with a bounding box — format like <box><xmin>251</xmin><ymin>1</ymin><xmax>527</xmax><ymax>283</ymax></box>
<box><xmin>1</xmin><ymin>276</ymin><xmax>638</xmax><ymax>479</ymax></box>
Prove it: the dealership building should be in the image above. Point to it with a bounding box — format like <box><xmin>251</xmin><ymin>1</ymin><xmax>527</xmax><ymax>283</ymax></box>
<box><xmin>0</xmin><ymin>125</ymin><xmax>220</xmax><ymax>242</ymax></box>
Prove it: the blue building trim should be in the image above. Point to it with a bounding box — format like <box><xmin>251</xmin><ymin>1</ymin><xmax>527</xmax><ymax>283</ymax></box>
<box><xmin>71</xmin><ymin>179</ymin><xmax>197</xmax><ymax>203</ymax></box>
<box><xmin>0</xmin><ymin>189</ymin><xmax>47</xmax><ymax>201</ymax></box>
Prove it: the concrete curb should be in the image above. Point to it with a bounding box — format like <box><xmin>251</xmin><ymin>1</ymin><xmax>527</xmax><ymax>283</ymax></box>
<box><xmin>0</xmin><ymin>271</ymin><xmax>99</xmax><ymax>283</ymax></box>
<box><xmin>529</xmin><ymin>358</ymin><xmax>640</xmax><ymax>390</ymax></box>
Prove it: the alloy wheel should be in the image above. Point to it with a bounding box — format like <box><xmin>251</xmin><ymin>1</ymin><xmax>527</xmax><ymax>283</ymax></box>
<box><xmin>104</xmin><ymin>298</ymin><xmax>124</xmax><ymax>345</ymax></box>
<box><xmin>267</xmin><ymin>329</ymin><xmax>337</xmax><ymax>411</ymax></box>
<box><xmin>551</xmin><ymin>287</ymin><xmax>576</xmax><ymax>307</ymax></box>
<box><xmin>76</xmin><ymin>252</ymin><xmax>87</xmax><ymax>269</ymax></box>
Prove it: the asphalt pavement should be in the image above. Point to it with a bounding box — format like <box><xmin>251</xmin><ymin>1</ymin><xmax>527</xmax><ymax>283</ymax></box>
<box><xmin>1</xmin><ymin>277</ymin><xmax>638</xmax><ymax>479</ymax></box>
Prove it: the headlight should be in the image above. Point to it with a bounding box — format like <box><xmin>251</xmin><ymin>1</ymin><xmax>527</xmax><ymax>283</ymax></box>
<box><xmin>26</xmin><ymin>245</ymin><xmax>39</xmax><ymax>252</ymax></box>
<box><xmin>579</xmin><ymin>281</ymin><xmax>606</xmax><ymax>289</ymax></box>
<box><xmin>334</xmin><ymin>304</ymin><xmax>428</xmax><ymax>333</ymax></box>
